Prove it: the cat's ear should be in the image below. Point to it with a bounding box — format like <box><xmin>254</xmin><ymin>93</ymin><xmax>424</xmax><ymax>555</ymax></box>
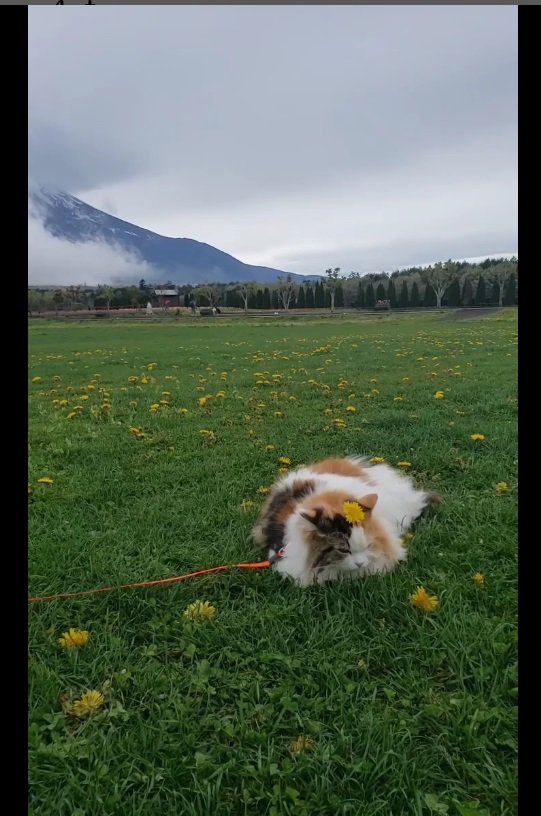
<box><xmin>300</xmin><ymin>508</ymin><xmax>320</xmax><ymax>525</ymax></box>
<box><xmin>359</xmin><ymin>493</ymin><xmax>378</xmax><ymax>511</ymax></box>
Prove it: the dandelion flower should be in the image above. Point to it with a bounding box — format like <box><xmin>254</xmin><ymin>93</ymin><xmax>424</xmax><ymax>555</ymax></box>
<box><xmin>257</xmin><ymin>486</ymin><xmax>270</xmax><ymax>495</ymax></box>
<box><xmin>37</xmin><ymin>477</ymin><xmax>54</xmax><ymax>486</ymax></box>
<box><xmin>357</xmin><ymin>658</ymin><xmax>368</xmax><ymax>671</ymax></box>
<box><xmin>409</xmin><ymin>586</ymin><xmax>439</xmax><ymax>612</ymax></box>
<box><xmin>31</xmin><ymin>376</ymin><xmax>42</xmax><ymax>383</ymax></box>
<box><xmin>370</xmin><ymin>456</ymin><xmax>385</xmax><ymax>464</ymax></box>
<box><xmin>69</xmin><ymin>690</ymin><xmax>105</xmax><ymax>718</ymax></box>
<box><xmin>179</xmin><ymin>408</ymin><xmax>189</xmax><ymax>415</ymax></box>
<box><xmin>28</xmin><ymin>482</ymin><xmax>33</xmax><ymax>496</ymax></box>
<box><xmin>265</xmin><ymin>445</ymin><xmax>275</xmax><ymax>452</ymax></box>
<box><xmin>183</xmin><ymin>600</ymin><xmax>217</xmax><ymax>622</ymax></box>
<box><xmin>278</xmin><ymin>457</ymin><xmax>291</xmax><ymax>466</ymax></box>
<box><xmin>274</xmin><ymin>411</ymin><xmax>284</xmax><ymax>418</ymax></box>
<box><xmin>58</xmin><ymin>628</ymin><xmax>90</xmax><ymax>649</ymax></box>
<box><xmin>470</xmin><ymin>434</ymin><xmax>486</xmax><ymax>442</ymax></box>
<box><xmin>397</xmin><ymin>461</ymin><xmax>412</xmax><ymax>469</ymax></box>
<box><xmin>216</xmin><ymin>391</ymin><xmax>226</xmax><ymax>398</ymax></box>
<box><xmin>289</xmin><ymin>736</ymin><xmax>316</xmax><ymax>754</ymax></box>
<box><xmin>343</xmin><ymin>501</ymin><xmax>365</xmax><ymax>525</ymax></box>
<box><xmin>472</xmin><ymin>573</ymin><xmax>485</xmax><ymax>586</ymax></box>
<box><xmin>495</xmin><ymin>482</ymin><xmax>508</xmax><ymax>493</ymax></box>
<box><xmin>346</xmin><ymin>405</ymin><xmax>357</xmax><ymax>413</ymax></box>
<box><xmin>434</xmin><ymin>391</ymin><xmax>445</xmax><ymax>400</ymax></box>
<box><xmin>402</xmin><ymin>533</ymin><xmax>415</xmax><ymax>546</ymax></box>
<box><xmin>240</xmin><ymin>499</ymin><xmax>255</xmax><ymax>511</ymax></box>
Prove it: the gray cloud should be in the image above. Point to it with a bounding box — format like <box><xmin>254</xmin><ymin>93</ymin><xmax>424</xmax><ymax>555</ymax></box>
<box><xmin>28</xmin><ymin>5</ymin><xmax>517</xmax><ymax>277</ymax></box>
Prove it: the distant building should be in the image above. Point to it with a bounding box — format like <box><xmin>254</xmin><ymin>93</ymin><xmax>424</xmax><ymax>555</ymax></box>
<box><xmin>153</xmin><ymin>289</ymin><xmax>180</xmax><ymax>308</ymax></box>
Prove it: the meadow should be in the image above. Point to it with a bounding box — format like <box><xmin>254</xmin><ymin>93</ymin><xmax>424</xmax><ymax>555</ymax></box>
<box><xmin>28</xmin><ymin>312</ymin><xmax>517</xmax><ymax>816</ymax></box>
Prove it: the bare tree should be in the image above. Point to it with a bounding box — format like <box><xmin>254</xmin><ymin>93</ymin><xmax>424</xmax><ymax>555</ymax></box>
<box><xmin>420</xmin><ymin>261</ymin><xmax>457</xmax><ymax>309</ymax></box>
<box><xmin>235</xmin><ymin>281</ymin><xmax>257</xmax><ymax>312</ymax></box>
<box><xmin>96</xmin><ymin>285</ymin><xmax>115</xmax><ymax>312</ymax></box>
<box><xmin>324</xmin><ymin>267</ymin><xmax>341</xmax><ymax>311</ymax></box>
<box><xmin>492</xmin><ymin>261</ymin><xmax>518</xmax><ymax>307</ymax></box>
<box><xmin>194</xmin><ymin>285</ymin><xmax>221</xmax><ymax>308</ymax></box>
<box><xmin>276</xmin><ymin>274</ymin><xmax>297</xmax><ymax>311</ymax></box>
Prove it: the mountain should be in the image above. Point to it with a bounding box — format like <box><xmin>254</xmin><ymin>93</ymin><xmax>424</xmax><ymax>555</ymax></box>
<box><xmin>29</xmin><ymin>186</ymin><xmax>318</xmax><ymax>286</ymax></box>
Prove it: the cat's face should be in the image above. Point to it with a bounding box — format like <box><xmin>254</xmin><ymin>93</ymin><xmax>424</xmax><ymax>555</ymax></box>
<box><xmin>295</xmin><ymin>490</ymin><xmax>378</xmax><ymax>574</ymax></box>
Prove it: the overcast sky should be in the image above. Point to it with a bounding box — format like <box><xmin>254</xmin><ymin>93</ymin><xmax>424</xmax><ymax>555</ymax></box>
<box><xmin>29</xmin><ymin>5</ymin><xmax>517</xmax><ymax>280</ymax></box>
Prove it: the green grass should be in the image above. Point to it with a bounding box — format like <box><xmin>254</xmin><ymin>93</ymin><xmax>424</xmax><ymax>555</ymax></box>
<box><xmin>28</xmin><ymin>312</ymin><xmax>517</xmax><ymax>816</ymax></box>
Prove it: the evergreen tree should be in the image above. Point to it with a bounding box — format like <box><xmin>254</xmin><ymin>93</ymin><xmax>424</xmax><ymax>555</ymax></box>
<box><xmin>410</xmin><ymin>281</ymin><xmax>420</xmax><ymax>307</ymax></box>
<box><xmin>424</xmin><ymin>283</ymin><xmax>437</xmax><ymax>307</ymax></box>
<box><xmin>306</xmin><ymin>286</ymin><xmax>315</xmax><ymax>308</ymax></box>
<box><xmin>263</xmin><ymin>287</ymin><xmax>271</xmax><ymax>309</ymax></box>
<box><xmin>490</xmin><ymin>279</ymin><xmax>500</xmax><ymax>305</ymax></box>
<box><xmin>504</xmin><ymin>273</ymin><xmax>516</xmax><ymax>305</ymax></box>
<box><xmin>324</xmin><ymin>288</ymin><xmax>331</xmax><ymax>308</ymax></box>
<box><xmin>376</xmin><ymin>283</ymin><xmax>386</xmax><ymax>301</ymax></box>
<box><xmin>335</xmin><ymin>284</ymin><xmax>344</xmax><ymax>307</ymax></box>
<box><xmin>315</xmin><ymin>281</ymin><xmax>325</xmax><ymax>308</ymax></box>
<box><xmin>399</xmin><ymin>280</ymin><xmax>409</xmax><ymax>308</ymax></box>
<box><xmin>462</xmin><ymin>278</ymin><xmax>474</xmax><ymax>307</ymax></box>
<box><xmin>297</xmin><ymin>286</ymin><xmax>306</xmax><ymax>308</ymax></box>
<box><xmin>365</xmin><ymin>283</ymin><xmax>375</xmax><ymax>308</ymax></box>
<box><xmin>446</xmin><ymin>278</ymin><xmax>461</xmax><ymax>308</ymax></box>
<box><xmin>183</xmin><ymin>293</ymin><xmax>190</xmax><ymax>307</ymax></box>
<box><xmin>256</xmin><ymin>289</ymin><xmax>264</xmax><ymax>309</ymax></box>
<box><xmin>271</xmin><ymin>289</ymin><xmax>280</xmax><ymax>309</ymax></box>
<box><xmin>387</xmin><ymin>279</ymin><xmax>397</xmax><ymax>308</ymax></box>
<box><xmin>475</xmin><ymin>275</ymin><xmax>486</xmax><ymax>306</ymax></box>
<box><xmin>248</xmin><ymin>290</ymin><xmax>257</xmax><ymax>309</ymax></box>
<box><xmin>356</xmin><ymin>282</ymin><xmax>364</xmax><ymax>308</ymax></box>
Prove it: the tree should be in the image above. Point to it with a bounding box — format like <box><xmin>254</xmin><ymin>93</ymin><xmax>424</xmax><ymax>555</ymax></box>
<box><xmin>504</xmin><ymin>273</ymin><xmax>517</xmax><ymax>306</ymax></box>
<box><xmin>490</xmin><ymin>279</ymin><xmax>500</xmax><ymax>305</ymax></box>
<box><xmin>306</xmin><ymin>285</ymin><xmax>315</xmax><ymax>309</ymax></box>
<box><xmin>399</xmin><ymin>280</ymin><xmax>409</xmax><ymax>308</ymax></box>
<box><xmin>356</xmin><ymin>282</ymin><xmax>364</xmax><ymax>308</ymax></box>
<box><xmin>276</xmin><ymin>274</ymin><xmax>297</xmax><ymax>310</ymax></box>
<box><xmin>256</xmin><ymin>288</ymin><xmax>264</xmax><ymax>309</ymax></box>
<box><xmin>387</xmin><ymin>279</ymin><xmax>397</xmax><ymax>308</ymax></box>
<box><xmin>248</xmin><ymin>290</ymin><xmax>257</xmax><ymax>309</ymax></box>
<box><xmin>314</xmin><ymin>280</ymin><xmax>325</xmax><ymax>308</ymax></box>
<box><xmin>324</xmin><ymin>288</ymin><xmax>331</xmax><ymax>308</ymax></box>
<box><xmin>271</xmin><ymin>289</ymin><xmax>280</xmax><ymax>309</ymax></box>
<box><xmin>95</xmin><ymin>285</ymin><xmax>114</xmax><ymax>311</ymax></box>
<box><xmin>52</xmin><ymin>290</ymin><xmax>64</xmax><ymax>314</ymax></box>
<box><xmin>376</xmin><ymin>283</ymin><xmax>386</xmax><ymax>301</ymax></box>
<box><xmin>423</xmin><ymin>283</ymin><xmax>437</xmax><ymax>307</ymax></box>
<box><xmin>235</xmin><ymin>282</ymin><xmax>256</xmax><ymax>312</ymax></box>
<box><xmin>492</xmin><ymin>262</ymin><xmax>517</xmax><ymax>307</ymax></box>
<box><xmin>324</xmin><ymin>267</ymin><xmax>341</xmax><ymax>311</ymax></box>
<box><xmin>263</xmin><ymin>287</ymin><xmax>271</xmax><ymax>309</ymax></box>
<box><xmin>445</xmin><ymin>278</ymin><xmax>461</xmax><ymax>308</ymax></box>
<box><xmin>410</xmin><ymin>281</ymin><xmax>420</xmax><ymax>308</ymax></box>
<box><xmin>420</xmin><ymin>261</ymin><xmax>457</xmax><ymax>309</ymax></box>
<box><xmin>335</xmin><ymin>283</ymin><xmax>344</xmax><ymax>308</ymax></box>
<box><xmin>365</xmin><ymin>283</ymin><xmax>375</xmax><ymax>308</ymax></box>
<box><xmin>194</xmin><ymin>285</ymin><xmax>221</xmax><ymax>308</ymax></box>
<box><xmin>297</xmin><ymin>286</ymin><xmax>306</xmax><ymax>308</ymax></box>
<box><xmin>475</xmin><ymin>275</ymin><xmax>486</xmax><ymax>306</ymax></box>
<box><xmin>462</xmin><ymin>278</ymin><xmax>474</xmax><ymax>307</ymax></box>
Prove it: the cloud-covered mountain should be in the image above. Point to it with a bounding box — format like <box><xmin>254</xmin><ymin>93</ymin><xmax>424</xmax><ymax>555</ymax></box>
<box><xmin>29</xmin><ymin>187</ymin><xmax>318</xmax><ymax>286</ymax></box>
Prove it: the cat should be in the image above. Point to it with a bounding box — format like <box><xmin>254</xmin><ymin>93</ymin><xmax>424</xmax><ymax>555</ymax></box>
<box><xmin>252</xmin><ymin>456</ymin><xmax>441</xmax><ymax>586</ymax></box>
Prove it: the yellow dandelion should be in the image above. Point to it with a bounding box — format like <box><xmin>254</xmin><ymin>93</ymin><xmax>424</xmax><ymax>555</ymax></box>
<box><xmin>265</xmin><ymin>445</ymin><xmax>275</xmax><ymax>451</ymax></box>
<box><xmin>470</xmin><ymin>434</ymin><xmax>486</xmax><ymax>442</ymax></box>
<box><xmin>80</xmin><ymin>395</ymin><xmax>89</xmax><ymax>401</ymax></box>
<box><xmin>357</xmin><ymin>658</ymin><xmax>368</xmax><ymax>671</ymax></box>
<box><xmin>58</xmin><ymin>628</ymin><xmax>90</xmax><ymax>649</ymax></box>
<box><xmin>162</xmin><ymin>391</ymin><xmax>171</xmax><ymax>396</ymax></box>
<box><xmin>346</xmin><ymin>405</ymin><xmax>357</xmax><ymax>413</ymax></box>
<box><xmin>495</xmin><ymin>482</ymin><xmax>508</xmax><ymax>493</ymax></box>
<box><xmin>342</xmin><ymin>501</ymin><xmax>365</xmax><ymax>525</ymax></box>
<box><xmin>150</xmin><ymin>403</ymin><xmax>160</xmax><ymax>411</ymax></box>
<box><xmin>397</xmin><ymin>461</ymin><xmax>412</xmax><ymax>469</ymax></box>
<box><xmin>240</xmin><ymin>499</ymin><xmax>255</xmax><ymax>511</ymax></box>
<box><xmin>69</xmin><ymin>690</ymin><xmax>105</xmax><ymax>718</ymax></box>
<box><xmin>370</xmin><ymin>456</ymin><xmax>385</xmax><ymax>464</ymax></box>
<box><xmin>402</xmin><ymin>533</ymin><xmax>415</xmax><ymax>546</ymax></box>
<box><xmin>37</xmin><ymin>476</ymin><xmax>54</xmax><ymax>486</ymax></box>
<box><xmin>31</xmin><ymin>376</ymin><xmax>42</xmax><ymax>383</ymax></box>
<box><xmin>434</xmin><ymin>391</ymin><xmax>445</xmax><ymax>400</ymax></box>
<box><xmin>289</xmin><ymin>736</ymin><xmax>316</xmax><ymax>754</ymax></box>
<box><xmin>455</xmin><ymin>410</ymin><xmax>465</xmax><ymax>416</ymax></box>
<box><xmin>278</xmin><ymin>457</ymin><xmax>291</xmax><ymax>466</ymax></box>
<box><xmin>216</xmin><ymin>391</ymin><xmax>226</xmax><ymax>398</ymax></box>
<box><xmin>28</xmin><ymin>482</ymin><xmax>33</xmax><ymax>496</ymax></box>
<box><xmin>179</xmin><ymin>407</ymin><xmax>189</xmax><ymax>415</ymax></box>
<box><xmin>183</xmin><ymin>600</ymin><xmax>217</xmax><ymax>622</ymax></box>
<box><xmin>274</xmin><ymin>411</ymin><xmax>284</xmax><ymax>418</ymax></box>
<box><xmin>257</xmin><ymin>486</ymin><xmax>270</xmax><ymax>495</ymax></box>
<box><xmin>472</xmin><ymin>573</ymin><xmax>485</xmax><ymax>586</ymax></box>
<box><xmin>409</xmin><ymin>586</ymin><xmax>439</xmax><ymax>612</ymax></box>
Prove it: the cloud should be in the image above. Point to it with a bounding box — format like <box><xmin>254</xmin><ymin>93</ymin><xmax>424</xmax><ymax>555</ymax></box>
<box><xmin>28</xmin><ymin>204</ymin><xmax>156</xmax><ymax>287</ymax></box>
<box><xmin>29</xmin><ymin>5</ymin><xmax>517</xmax><ymax>275</ymax></box>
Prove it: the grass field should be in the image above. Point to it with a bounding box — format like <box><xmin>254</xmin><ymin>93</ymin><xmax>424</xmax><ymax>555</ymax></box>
<box><xmin>28</xmin><ymin>312</ymin><xmax>517</xmax><ymax>816</ymax></box>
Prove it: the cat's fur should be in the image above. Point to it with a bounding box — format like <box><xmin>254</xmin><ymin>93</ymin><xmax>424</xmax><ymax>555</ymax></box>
<box><xmin>252</xmin><ymin>456</ymin><xmax>440</xmax><ymax>586</ymax></box>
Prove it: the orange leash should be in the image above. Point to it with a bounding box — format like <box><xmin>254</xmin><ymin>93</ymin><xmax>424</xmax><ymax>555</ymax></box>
<box><xmin>28</xmin><ymin>555</ymin><xmax>282</xmax><ymax>604</ymax></box>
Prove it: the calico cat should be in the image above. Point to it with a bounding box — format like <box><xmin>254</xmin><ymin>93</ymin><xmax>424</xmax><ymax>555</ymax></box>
<box><xmin>252</xmin><ymin>456</ymin><xmax>440</xmax><ymax>586</ymax></box>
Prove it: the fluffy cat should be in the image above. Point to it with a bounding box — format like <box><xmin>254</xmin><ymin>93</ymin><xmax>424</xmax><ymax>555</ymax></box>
<box><xmin>252</xmin><ymin>456</ymin><xmax>440</xmax><ymax>586</ymax></box>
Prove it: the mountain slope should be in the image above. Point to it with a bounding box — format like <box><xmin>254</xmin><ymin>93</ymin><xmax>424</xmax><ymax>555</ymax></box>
<box><xmin>29</xmin><ymin>187</ymin><xmax>314</xmax><ymax>285</ymax></box>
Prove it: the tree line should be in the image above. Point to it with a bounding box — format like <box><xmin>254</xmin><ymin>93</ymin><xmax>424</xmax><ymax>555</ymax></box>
<box><xmin>28</xmin><ymin>257</ymin><xmax>517</xmax><ymax>314</ymax></box>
